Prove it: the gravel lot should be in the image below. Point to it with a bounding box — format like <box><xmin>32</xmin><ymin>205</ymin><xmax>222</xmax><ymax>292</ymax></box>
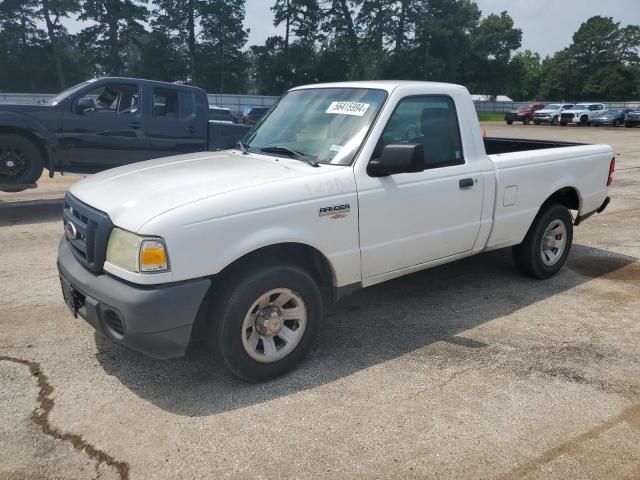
<box><xmin>1</xmin><ymin>123</ymin><xmax>639</xmax><ymax>480</ymax></box>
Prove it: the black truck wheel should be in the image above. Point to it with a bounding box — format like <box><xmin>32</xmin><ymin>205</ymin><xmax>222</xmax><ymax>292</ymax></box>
<box><xmin>208</xmin><ymin>260</ymin><xmax>323</xmax><ymax>382</ymax></box>
<box><xmin>551</xmin><ymin>116</ymin><xmax>559</xmax><ymax>125</ymax></box>
<box><xmin>0</xmin><ymin>134</ymin><xmax>44</xmax><ymax>186</ymax></box>
<box><xmin>506</xmin><ymin>120</ymin><xmax>513</xmax><ymax>125</ymax></box>
<box><xmin>523</xmin><ymin>117</ymin><xmax>531</xmax><ymax>125</ymax></box>
<box><xmin>513</xmin><ymin>203</ymin><xmax>573</xmax><ymax>279</ymax></box>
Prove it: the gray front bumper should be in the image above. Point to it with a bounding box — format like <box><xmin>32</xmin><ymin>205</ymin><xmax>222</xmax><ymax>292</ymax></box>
<box><xmin>57</xmin><ymin>238</ymin><xmax>211</xmax><ymax>359</ymax></box>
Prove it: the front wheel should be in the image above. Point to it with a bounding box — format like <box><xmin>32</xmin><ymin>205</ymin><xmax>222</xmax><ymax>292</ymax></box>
<box><xmin>560</xmin><ymin>122</ymin><xmax>568</xmax><ymax>126</ymax></box>
<box><xmin>551</xmin><ymin>116</ymin><xmax>559</xmax><ymax>126</ymax></box>
<box><xmin>0</xmin><ymin>134</ymin><xmax>44</xmax><ymax>187</ymax></box>
<box><xmin>209</xmin><ymin>261</ymin><xmax>323</xmax><ymax>382</ymax></box>
<box><xmin>513</xmin><ymin>204</ymin><xmax>574</xmax><ymax>279</ymax></box>
<box><xmin>506</xmin><ymin>120</ymin><xmax>513</xmax><ymax>125</ymax></box>
<box><xmin>613</xmin><ymin>119</ymin><xmax>621</xmax><ymax>127</ymax></box>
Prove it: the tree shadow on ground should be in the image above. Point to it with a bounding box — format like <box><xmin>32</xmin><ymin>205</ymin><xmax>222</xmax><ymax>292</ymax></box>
<box><xmin>94</xmin><ymin>244</ymin><xmax>637</xmax><ymax>416</ymax></box>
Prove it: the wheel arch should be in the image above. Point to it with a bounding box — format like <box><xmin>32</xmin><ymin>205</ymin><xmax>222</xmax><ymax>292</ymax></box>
<box><xmin>542</xmin><ymin>186</ymin><xmax>580</xmax><ymax>212</ymax></box>
<box><xmin>0</xmin><ymin>125</ymin><xmax>51</xmax><ymax>174</ymax></box>
<box><xmin>217</xmin><ymin>242</ymin><xmax>338</xmax><ymax>301</ymax></box>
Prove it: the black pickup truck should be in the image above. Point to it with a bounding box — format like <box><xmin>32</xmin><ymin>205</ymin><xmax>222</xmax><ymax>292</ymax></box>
<box><xmin>0</xmin><ymin>77</ymin><xmax>252</xmax><ymax>190</ymax></box>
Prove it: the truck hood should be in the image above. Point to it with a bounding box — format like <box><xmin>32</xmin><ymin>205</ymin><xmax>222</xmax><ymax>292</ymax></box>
<box><xmin>535</xmin><ymin>109</ymin><xmax>558</xmax><ymax>114</ymax></box>
<box><xmin>70</xmin><ymin>150</ymin><xmax>336</xmax><ymax>232</ymax></box>
<box><xmin>0</xmin><ymin>103</ymin><xmax>53</xmax><ymax>113</ymax></box>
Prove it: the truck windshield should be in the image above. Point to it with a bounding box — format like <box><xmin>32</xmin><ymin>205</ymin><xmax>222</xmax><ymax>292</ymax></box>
<box><xmin>244</xmin><ymin>88</ymin><xmax>387</xmax><ymax>165</ymax></box>
<box><xmin>48</xmin><ymin>80</ymin><xmax>96</xmax><ymax>105</ymax></box>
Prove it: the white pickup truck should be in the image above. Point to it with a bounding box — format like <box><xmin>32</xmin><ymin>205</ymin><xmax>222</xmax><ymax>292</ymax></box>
<box><xmin>559</xmin><ymin>103</ymin><xmax>605</xmax><ymax>126</ymax></box>
<box><xmin>57</xmin><ymin>81</ymin><xmax>614</xmax><ymax>381</ymax></box>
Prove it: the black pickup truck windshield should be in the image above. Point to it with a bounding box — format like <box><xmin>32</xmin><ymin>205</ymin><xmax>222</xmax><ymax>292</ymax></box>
<box><xmin>245</xmin><ymin>88</ymin><xmax>387</xmax><ymax>165</ymax></box>
<box><xmin>48</xmin><ymin>80</ymin><xmax>95</xmax><ymax>105</ymax></box>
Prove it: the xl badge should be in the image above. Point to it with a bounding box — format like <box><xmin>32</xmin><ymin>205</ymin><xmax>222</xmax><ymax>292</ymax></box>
<box><xmin>319</xmin><ymin>203</ymin><xmax>350</xmax><ymax>219</ymax></box>
<box><xmin>64</xmin><ymin>221</ymin><xmax>78</xmax><ymax>241</ymax></box>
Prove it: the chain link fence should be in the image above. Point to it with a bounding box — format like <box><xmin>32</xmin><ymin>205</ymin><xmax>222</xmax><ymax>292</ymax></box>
<box><xmin>2</xmin><ymin>92</ymin><xmax>639</xmax><ymax>114</ymax></box>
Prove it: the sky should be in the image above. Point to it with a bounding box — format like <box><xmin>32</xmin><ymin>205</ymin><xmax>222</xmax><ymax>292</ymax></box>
<box><xmin>244</xmin><ymin>0</ymin><xmax>640</xmax><ymax>57</ymax></box>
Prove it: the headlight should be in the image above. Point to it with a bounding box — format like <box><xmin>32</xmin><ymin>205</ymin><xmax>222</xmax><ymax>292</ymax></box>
<box><xmin>106</xmin><ymin>227</ymin><xmax>169</xmax><ymax>273</ymax></box>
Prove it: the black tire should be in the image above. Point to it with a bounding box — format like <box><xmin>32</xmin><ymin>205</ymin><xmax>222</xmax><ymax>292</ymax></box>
<box><xmin>580</xmin><ymin>116</ymin><xmax>588</xmax><ymax>126</ymax></box>
<box><xmin>626</xmin><ymin>124</ymin><xmax>633</xmax><ymax>128</ymax></box>
<box><xmin>0</xmin><ymin>134</ymin><xmax>44</xmax><ymax>186</ymax></box>
<box><xmin>523</xmin><ymin>117</ymin><xmax>531</xmax><ymax>125</ymax></box>
<box><xmin>208</xmin><ymin>260</ymin><xmax>323</xmax><ymax>382</ymax></box>
<box><xmin>560</xmin><ymin>122</ymin><xmax>567</xmax><ymax>126</ymax></box>
<box><xmin>533</xmin><ymin>120</ymin><xmax>541</xmax><ymax>125</ymax></box>
<box><xmin>506</xmin><ymin>120</ymin><xmax>513</xmax><ymax>125</ymax></box>
<box><xmin>551</xmin><ymin>116</ymin><xmax>559</xmax><ymax>126</ymax></box>
<box><xmin>512</xmin><ymin>203</ymin><xmax>574</xmax><ymax>279</ymax></box>
<box><xmin>613</xmin><ymin>119</ymin><xmax>620</xmax><ymax>127</ymax></box>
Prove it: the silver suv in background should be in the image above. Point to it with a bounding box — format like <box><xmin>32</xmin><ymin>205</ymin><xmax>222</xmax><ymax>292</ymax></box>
<box><xmin>533</xmin><ymin>103</ymin><xmax>574</xmax><ymax>125</ymax></box>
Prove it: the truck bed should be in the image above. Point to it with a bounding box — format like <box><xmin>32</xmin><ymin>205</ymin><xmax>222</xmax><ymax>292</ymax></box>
<box><xmin>484</xmin><ymin>137</ymin><xmax>583</xmax><ymax>155</ymax></box>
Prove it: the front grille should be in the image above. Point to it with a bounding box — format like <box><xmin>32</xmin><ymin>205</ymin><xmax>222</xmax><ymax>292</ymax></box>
<box><xmin>63</xmin><ymin>193</ymin><xmax>113</xmax><ymax>273</ymax></box>
<box><xmin>561</xmin><ymin>113</ymin><xmax>574</xmax><ymax>121</ymax></box>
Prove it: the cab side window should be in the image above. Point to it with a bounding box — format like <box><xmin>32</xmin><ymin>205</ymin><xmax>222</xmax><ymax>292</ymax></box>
<box><xmin>153</xmin><ymin>89</ymin><xmax>179</xmax><ymax>117</ymax></box>
<box><xmin>76</xmin><ymin>84</ymin><xmax>140</xmax><ymax>115</ymax></box>
<box><xmin>378</xmin><ymin>95</ymin><xmax>464</xmax><ymax>169</ymax></box>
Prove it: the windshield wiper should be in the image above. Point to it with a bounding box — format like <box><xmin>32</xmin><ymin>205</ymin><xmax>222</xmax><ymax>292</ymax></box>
<box><xmin>259</xmin><ymin>146</ymin><xmax>319</xmax><ymax>167</ymax></box>
<box><xmin>236</xmin><ymin>140</ymin><xmax>249</xmax><ymax>154</ymax></box>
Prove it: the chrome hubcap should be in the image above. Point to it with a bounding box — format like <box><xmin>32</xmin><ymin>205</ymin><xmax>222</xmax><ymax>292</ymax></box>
<box><xmin>541</xmin><ymin>219</ymin><xmax>567</xmax><ymax>266</ymax></box>
<box><xmin>241</xmin><ymin>288</ymin><xmax>307</xmax><ymax>363</ymax></box>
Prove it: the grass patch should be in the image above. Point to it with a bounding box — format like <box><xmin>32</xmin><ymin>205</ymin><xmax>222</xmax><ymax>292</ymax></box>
<box><xmin>477</xmin><ymin>112</ymin><xmax>505</xmax><ymax>122</ymax></box>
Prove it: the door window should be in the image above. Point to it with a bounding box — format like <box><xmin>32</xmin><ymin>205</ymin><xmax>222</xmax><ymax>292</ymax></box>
<box><xmin>76</xmin><ymin>84</ymin><xmax>140</xmax><ymax>115</ymax></box>
<box><xmin>153</xmin><ymin>89</ymin><xmax>179</xmax><ymax>117</ymax></box>
<box><xmin>377</xmin><ymin>95</ymin><xmax>464</xmax><ymax>169</ymax></box>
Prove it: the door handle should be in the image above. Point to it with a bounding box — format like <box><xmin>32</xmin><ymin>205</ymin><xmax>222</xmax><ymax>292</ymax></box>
<box><xmin>128</xmin><ymin>121</ymin><xmax>141</xmax><ymax>129</ymax></box>
<box><xmin>459</xmin><ymin>178</ymin><xmax>474</xmax><ymax>189</ymax></box>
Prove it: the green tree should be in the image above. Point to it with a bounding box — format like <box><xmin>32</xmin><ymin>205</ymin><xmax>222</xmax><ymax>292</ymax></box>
<box><xmin>271</xmin><ymin>0</ymin><xmax>321</xmax><ymax>88</ymax></box>
<box><xmin>466</xmin><ymin>11</ymin><xmax>522</xmax><ymax>95</ymax></box>
<box><xmin>320</xmin><ymin>0</ymin><xmax>363</xmax><ymax>79</ymax></box>
<box><xmin>40</xmin><ymin>0</ymin><xmax>81</xmax><ymax>89</ymax></box>
<box><xmin>507</xmin><ymin>50</ymin><xmax>542</xmax><ymax>100</ymax></box>
<box><xmin>412</xmin><ymin>0</ymin><xmax>481</xmax><ymax>82</ymax></box>
<box><xmin>355</xmin><ymin>0</ymin><xmax>396</xmax><ymax>77</ymax></box>
<box><xmin>198</xmin><ymin>0</ymin><xmax>248</xmax><ymax>93</ymax></box>
<box><xmin>79</xmin><ymin>0</ymin><xmax>149</xmax><ymax>76</ymax></box>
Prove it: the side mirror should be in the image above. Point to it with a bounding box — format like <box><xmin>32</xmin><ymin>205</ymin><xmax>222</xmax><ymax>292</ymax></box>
<box><xmin>368</xmin><ymin>143</ymin><xmax>424</xmax><ymax>177</ymax></box>
<box><xmin>75</xmin><ymin>97</ymin><xmax>95</xmax><ymax>114</ymax></box>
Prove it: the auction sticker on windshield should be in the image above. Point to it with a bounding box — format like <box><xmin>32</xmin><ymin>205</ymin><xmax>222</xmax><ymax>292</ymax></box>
<box><xmin>326</xmin><ymin>102</ymin><xmax>370</xmax><ymax>117</ymax></box>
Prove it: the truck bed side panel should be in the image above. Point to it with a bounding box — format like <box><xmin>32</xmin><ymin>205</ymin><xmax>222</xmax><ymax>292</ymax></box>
<box><xmin>485</xmin><ymin>145</ymin><xmax>613</xmax><ymax>250</ymax></box>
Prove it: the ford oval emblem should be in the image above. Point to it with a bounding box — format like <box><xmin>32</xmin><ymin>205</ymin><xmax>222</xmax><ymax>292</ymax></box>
<box><xmin>65</xmin><ymin>221</ymin><xmax>78</xmax><ymax>241</ymax></box>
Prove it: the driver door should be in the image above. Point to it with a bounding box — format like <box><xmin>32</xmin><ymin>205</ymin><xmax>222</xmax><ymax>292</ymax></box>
<box><xmin>357</xmin><ymin>95</ymin><xmax>484</xmax><ymax>280</ymax></box>
<box><xmin>61</xmin><ymin>82</ymin><xmax>153</xmax><ymax>171</ymax></box>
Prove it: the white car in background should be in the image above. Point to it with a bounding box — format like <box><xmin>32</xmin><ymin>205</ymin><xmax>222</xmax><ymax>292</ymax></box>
<box><xmin>559</xmin><ymin>103</ymin><xmax>605</xmax><ymax>126</ymax></box>
<box><xmin>533</xmin><ymin>103</ymin><xmax>574</xmax><ymax>125</ymax></box>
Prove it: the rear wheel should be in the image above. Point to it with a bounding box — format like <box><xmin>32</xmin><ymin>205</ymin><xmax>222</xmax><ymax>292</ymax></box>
<box><xmin>0</xmin><ymin>134</ymin><xmax>44</xmax><ymax>187</ymax></box>
<box><xmin>613</xmin><ymin>119</ymin><xmax>621</xmax><ymax>127</ymax></box>
<box><xmin>560</xmin><ymin>122</ymin><xmax>567</xmax><ymax>126</ymax></box>
<box><xmin>513</xmin><ymin>204</ymin><xmax>573</xmax><ymax>279</ymax></box>
<box><xmin>506</xmin><ymin>120</ymin><xmax>513</xmax><ymax>125</ymax></box>
<box><xmin>208</xmin><ymin>261</ymin><xmax>323</xmax><ymax>382</ymax></box>
<box><xmin>533</xmin><ymin>120</ymin><xmax>541</xmax><ymax>125</ymax></box>
<box><xmin>523</xmin><ymin>117</ymin><xmax>531</xmax><ymax>125</ymax></box>
<box><xmin>626</xmin><ymin>124</ymin><xmax>633</xmax><ymax>128</ymax></box>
